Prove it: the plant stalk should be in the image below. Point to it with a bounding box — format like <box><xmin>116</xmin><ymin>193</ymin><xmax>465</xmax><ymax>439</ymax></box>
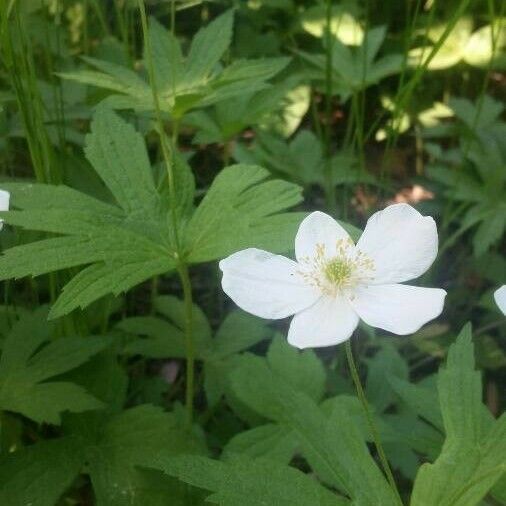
<box><xmin>138</xmin><ymin>0</ymin><xmax>195</xmax><ymax>426</ymax></box>
<box><xmin>323</xmin><ymin>0</ymin><xmax>336</xmax><ymax>214</ymax></box>
<box><xmin>345</xmin><ymin>340</ymin><xmax>403</xmax><ymax>506</ymax></box>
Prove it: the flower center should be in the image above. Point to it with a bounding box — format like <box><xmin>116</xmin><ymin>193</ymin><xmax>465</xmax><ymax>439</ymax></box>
<box><xmin>323</xmin><ymin>257</ymin><xmax>353</xmax><ymax>287</ymax></box>
<box><xmin>298</xmin><ymin>238</ymin><xmax>375</xmax><ymax>297</ymax></box>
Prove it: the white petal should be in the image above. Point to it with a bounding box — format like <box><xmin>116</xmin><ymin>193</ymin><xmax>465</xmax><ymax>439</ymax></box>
<box><xmin>350</xmin><ymin>284</ymin><xmax>446</xmax><ymax>335</ymax></box>
<box><xmin>494</xmin><ymin>285</ymin><xmax>506</xmax><ymax>315</ymax></box>
<box><xmin>219</xmin><ymin>248</ymin><xmax>320</xmax><ymax>319</ymax></box>
<box><xmin>357</xmin><ymin>203</ymin><xmax>438</xmax><ymax>284</ymax></box>
<box><xmin>295</xmin><ymin>211</ymin><xmax>352</xmax><ymax>263</ymax></box>
<box><xmin>0</xmin><ymin>189</ymin><xmax>10</xmax><ymax>231</ymax></box>
<box><xmin>287</xmin><ymin>295</ymin><xmax>359</xmax><ymax>349</ymax></box>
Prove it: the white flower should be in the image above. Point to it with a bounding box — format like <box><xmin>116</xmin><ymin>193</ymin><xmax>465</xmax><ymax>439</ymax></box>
<box><xmin>0</xmin><ymin>190</ymin><xmax>10</xmax><ymax>231</ymax></box>
<box><xmin>494</xmin><ymin>285</ymin><xmax>506</xmax><ymax>315</ymax></box>
<box><xmin>219</xmin><ymin>204</ymin><xmax>447</xmax><ymax>349</ymax></box>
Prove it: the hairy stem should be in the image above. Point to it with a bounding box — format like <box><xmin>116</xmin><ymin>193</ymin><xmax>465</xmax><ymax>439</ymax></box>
<box><xmin>345</xmin><ymin>340</ymin><xmax>404</xmax><ymax>506</ymax></box>
<box><xmin>138</xmin><ymin>0</ymin><xmax>195</xmax><ymax>425</ymax></box>
<box><xmin>138</xmin><ymin>0</ymin><xmax>180</xmax><ymax>248</ymax></box>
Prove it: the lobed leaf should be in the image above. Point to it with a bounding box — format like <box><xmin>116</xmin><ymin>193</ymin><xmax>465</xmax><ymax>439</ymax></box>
<box><xmin>154</xmin><ymin>454</ymin><xmax>347</xmax><ymax>506</ymax></box>
<box><xmin>411</xmin><ymin>325</ymin><xmax>506</xmax><ymax>506</ymax></box>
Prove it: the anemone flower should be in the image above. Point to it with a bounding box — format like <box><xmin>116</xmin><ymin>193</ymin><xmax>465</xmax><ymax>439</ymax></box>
<box><xmin>219</xmin><ymin>204</ymin><xmax>446</xmax><ymax>348</ymax></box>
<box><xmin>0</xmin><ymin>190</ymin><xmax>10</xmax><ymax>231</ymax></box>
<box><xmin>494</xmin><ymin>285</ymin><xmax>506</xmax><ymax>315</ymax></box>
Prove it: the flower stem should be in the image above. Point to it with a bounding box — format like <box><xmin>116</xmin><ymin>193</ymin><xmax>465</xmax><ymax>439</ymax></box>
<box><xmin>344</xmin><ymin>340</ymin><xmax>403</xmax><ymax>506</ymax></box>
<box><xmin>177</xmin><ymin>262</ymin><xmax>195</xmax><ymax>428</ymax></box>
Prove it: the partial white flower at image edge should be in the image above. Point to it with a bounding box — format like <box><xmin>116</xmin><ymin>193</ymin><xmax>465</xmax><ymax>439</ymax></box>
<box><xmin>494</xmin><ymin>285</ymin><xmax>506</xmax><ymax>315</ymax></box>
<box><xmin>0</xmin><ymin>189</ymin><xmax>10</xmax><ymax>230</ymax></box>
<box><xmin>219</xmin><ymin>203</ymin><xmax>447</xmax><ymax>349</ymax></box>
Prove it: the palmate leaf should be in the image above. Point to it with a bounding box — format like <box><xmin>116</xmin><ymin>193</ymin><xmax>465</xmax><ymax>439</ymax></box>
<box><xmin>235</xmin><ymin>129</ymin><xmax>379</xmax><ymax>193</ymax></box>
<box><xmin>77</xmin><ymin>405</ymin><xmax>206</xmax><ymax>505</ymax></box>
<box><xmin>0</xmin><ymin>437</ymin><xmax>83</xmax><ymax>506</ymax></box>
<box><xmin>425</xmin><ymin>109</ymin><xmax>506</xmax><ymax>256</ymax></box>
<box><xmin>184</xmin><ymin>80</ymin><xmax>300</xmax><ymax>144</ymax></box>
<box><xmin>0</xmin><ymin>109</ymin><xmax>303</xmax><ymax>317</ymax></box>
<box><xmin>230</xmin><ymin>356</ymin><xmax>396</xmax><ymax>503</ymax></box>
<box><xmin>0</xmin><ymin>307</ymin><xmax>107</xmax><ymax>424</ymax></box>
<box><xmin>274</xmin><ymin>382</ymin><xmax>398</xmax><ymax>505</ymax></box>
<box><xmin>1</xmin><ymin>347</ymin><xmax>206</xmax><ymax>506</ymax></box>
<box><xmin>59</xmin><ymin>11</ymin><xmax>289</xmax><ymax>119</ymax></box>
<box><xmin>224</xmin><ymin>342</ymin><xmax>398</xmax><ymax>504</ymax></box>
<box><xmin>183</xmin><ymin>164</ymin><xmax>304</xmax><ymax>263</ymax></box>
<box><xmin>0</xmin><ymin>404</ymin><xmax>207</xmax><ymax>506</ymax></box>
<box><xmin>363</xmin><ymin>345</ymin><xmax>443</xmax><ymax>480</ymax></box>
<box><xmin>410</xmin><ymin>325</ymin><xmax>506</xmax><ymax>506</ymax></box>
<box><xmin>0</xmin><ymin>108</ymin><xmax>175</xmax><ymax>318</ymax></box>
<box><xmin>118</xmin><ymin>295</ymin><xmax>272</xmax><ymax>407</ymax></box>
<box><xmin>153</xmin><ymin>454</ymin><xmax>347</xmax><ymax>506</ymax></box>
<box><xmin>221</xmin><ymin>337</ymin><xmax>325</xmax><ymax>463</ymax></box>
<box><xmin>298</xmin><ymin>26</ymin><xmax>403</xmax><ymax>101</ymax></box>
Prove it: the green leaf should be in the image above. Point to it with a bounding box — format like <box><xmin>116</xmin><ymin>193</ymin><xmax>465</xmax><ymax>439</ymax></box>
<box><xmin>0</xmin><ymin>308</ymin><xmax>106</xmax><ymax>424</ymax></box>
<box><xmin>0</xmin><ymin>110</ymin><xmax>302</xmax><ymax>317</ymax></box>
<box><xmin>81</xmin><ymin>405</ymin><xmax>207</xmax><ymax>505</ymax></box>
<box><xmin>84</xmin><ymin>107</ymin><xmax>160</xmax><ymax>216</ymax></box>
<box><xmin>223</xmin><ymin>424</ymin><xmax>298</xmax><ymax>464</ymax></box>
<box><xmin>299</xmin><ymin>26</ymin><xmax>402</xmax><ymax>100</ymax></box>
<box><xmin>153</xmin><ymin>454</ymin><xmax>348</xmax><ymax>506</ymax></box>
<box><xmin>0</xmin><ymin>437</ymin><xmax>83</xmax><ymax>506</ymax></box>
<box><xmin>0</xmin><ymin>404</ymin><xmax>207</xmax><ymax>506</ymax></box>
<box><xmin>229</xmin><ymin>338</ymin><xmax>325</xmax><ymax>421</ymax></box>
<box><xmin>50</xmin><ymin>258</ymin><xmax>173</xmax><ymax>318</ymax></box>
<box><xmin>202</xmin><ymin>309</ymin><xmax>271</xmax><ymax>408</ymax></box>
<box><xmin>411</xmin><ymin>324</ymin><xmax>506</xmax><ymax>506</ymax></box>
<box><xmin>146</xmin><ymin>17</ymin><xmax>183</xmax><ymax>91</ymax></box>
<box><xmin>235</xmin><ymin>129</ymin><xmax>378</xmax><ymax>194</ymax></box>
<box><xmin>224</xmin><ymin>340</ymin><xmax>337</xmax><ymax>468</ymax></box>
<box><xmin>229</xmin><ymin>353</ymin><xmax>282</xmax><ymax>421</ymax></box>
<box><xmin>81</xmin><ymin>56</ymin><xmax>147</xmax><ymax>94</ymax></box>
<box><xmin>186</xmin><ymin>81</ymin><xmax>299</xmax><ymax>144</ymax></box>
<box><xmin>119</xmin><ymin>296</ymin><xmax>270</xmax><ymax>407</ymax></box>
<box><xmin>275</xmin><ymin>383</ymin><xmax>399</xmax><ymax>505</ymax></box>
<box><xmin>0</xmin><ymin>109</ymin><xmax>176</xmax><ymax>317</ymax></box>
<box><xmin>184</xmin><ymin>10</ymin><xmax>234</xmax><ymax>86</ymax></box>
<box><xmin>211</xmin><ymin>311</ymin><xmax>270</xmax><ymax>360</ymax></box>
<box><xmin>473</xmin><ymin>210</ymin><xmax>506</xmax><ymax>256</ymax></box>
<box><xmin>266</xmin><ymin>335</ymin><xmax>326</xmax><ymax>402</ymax></box>
<box><xmin>120</xmin><ymin>314</ymin><xmax>187</xmax><ymax>358</ymax></box>
<box><xmin>59</xmin><ymin>12</ymin><xmax>288</xmax><ymax>118</ymax></box>
<box><xmin>120</xmin><ymin>295</ymin><xmax>212</xmax><ymax>359</ymax></box>
<box><xmin>184</xmin><ymin>164</ymin><xmax>304</xmax><ymax>262</ymax></box>
<box><xmin>366</xmin><ymin>343</ymin><xmax>409</xmax><ymax>413</ymax></box>
<box><xmin>389</xmin><ymin>375</ymin><xmax>444</xmax><ymax>430</ymax></box>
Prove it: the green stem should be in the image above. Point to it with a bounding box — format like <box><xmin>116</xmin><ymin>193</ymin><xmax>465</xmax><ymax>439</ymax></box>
<box><xmin>170</xmin><ymin>0</ymin><xmax>176</xmax><ymax>35</ymax></box>
<box><xmin>223</xmin><ymin>140</ymin><xmax>233</xmax><ymax>167</ymax></box>
<box><xmin>323</xmin><ymin>0</ymin><xmax>336</xmax><ymax>214</ymax></box>
<box><xmin>177</xmin><ymin>262</ymin><xmax>195</xmax><ymax>427</ymax></box>
<box><xmin>138</xmin><ymin>0</ymin><xmax>179</xmax><ymax>247</ymax></box>
<box><xmin>475</xmin><ymin>319</ymin><xmax>506</xmax><ymax>337</ymax></box>
<box><xmin>138</xmin><ymin>0</ymin><xmax>195</xmax><ymax>425</ymax></box>
<box><xmin>172</xmin><ymin>118</ymin><xmax>180</xmax><ymax>152</ymax></box>
<box><xmin>345</xmin><ymin>340</ymin><xmax>403</xmax><ymax>506</ymax></box>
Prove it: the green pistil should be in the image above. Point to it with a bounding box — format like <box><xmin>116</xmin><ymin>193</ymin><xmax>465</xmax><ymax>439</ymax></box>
<box><xmin>324</xmin><ymin>257</ymin><xmax>352</xmax><ymax>286</ymax></box>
